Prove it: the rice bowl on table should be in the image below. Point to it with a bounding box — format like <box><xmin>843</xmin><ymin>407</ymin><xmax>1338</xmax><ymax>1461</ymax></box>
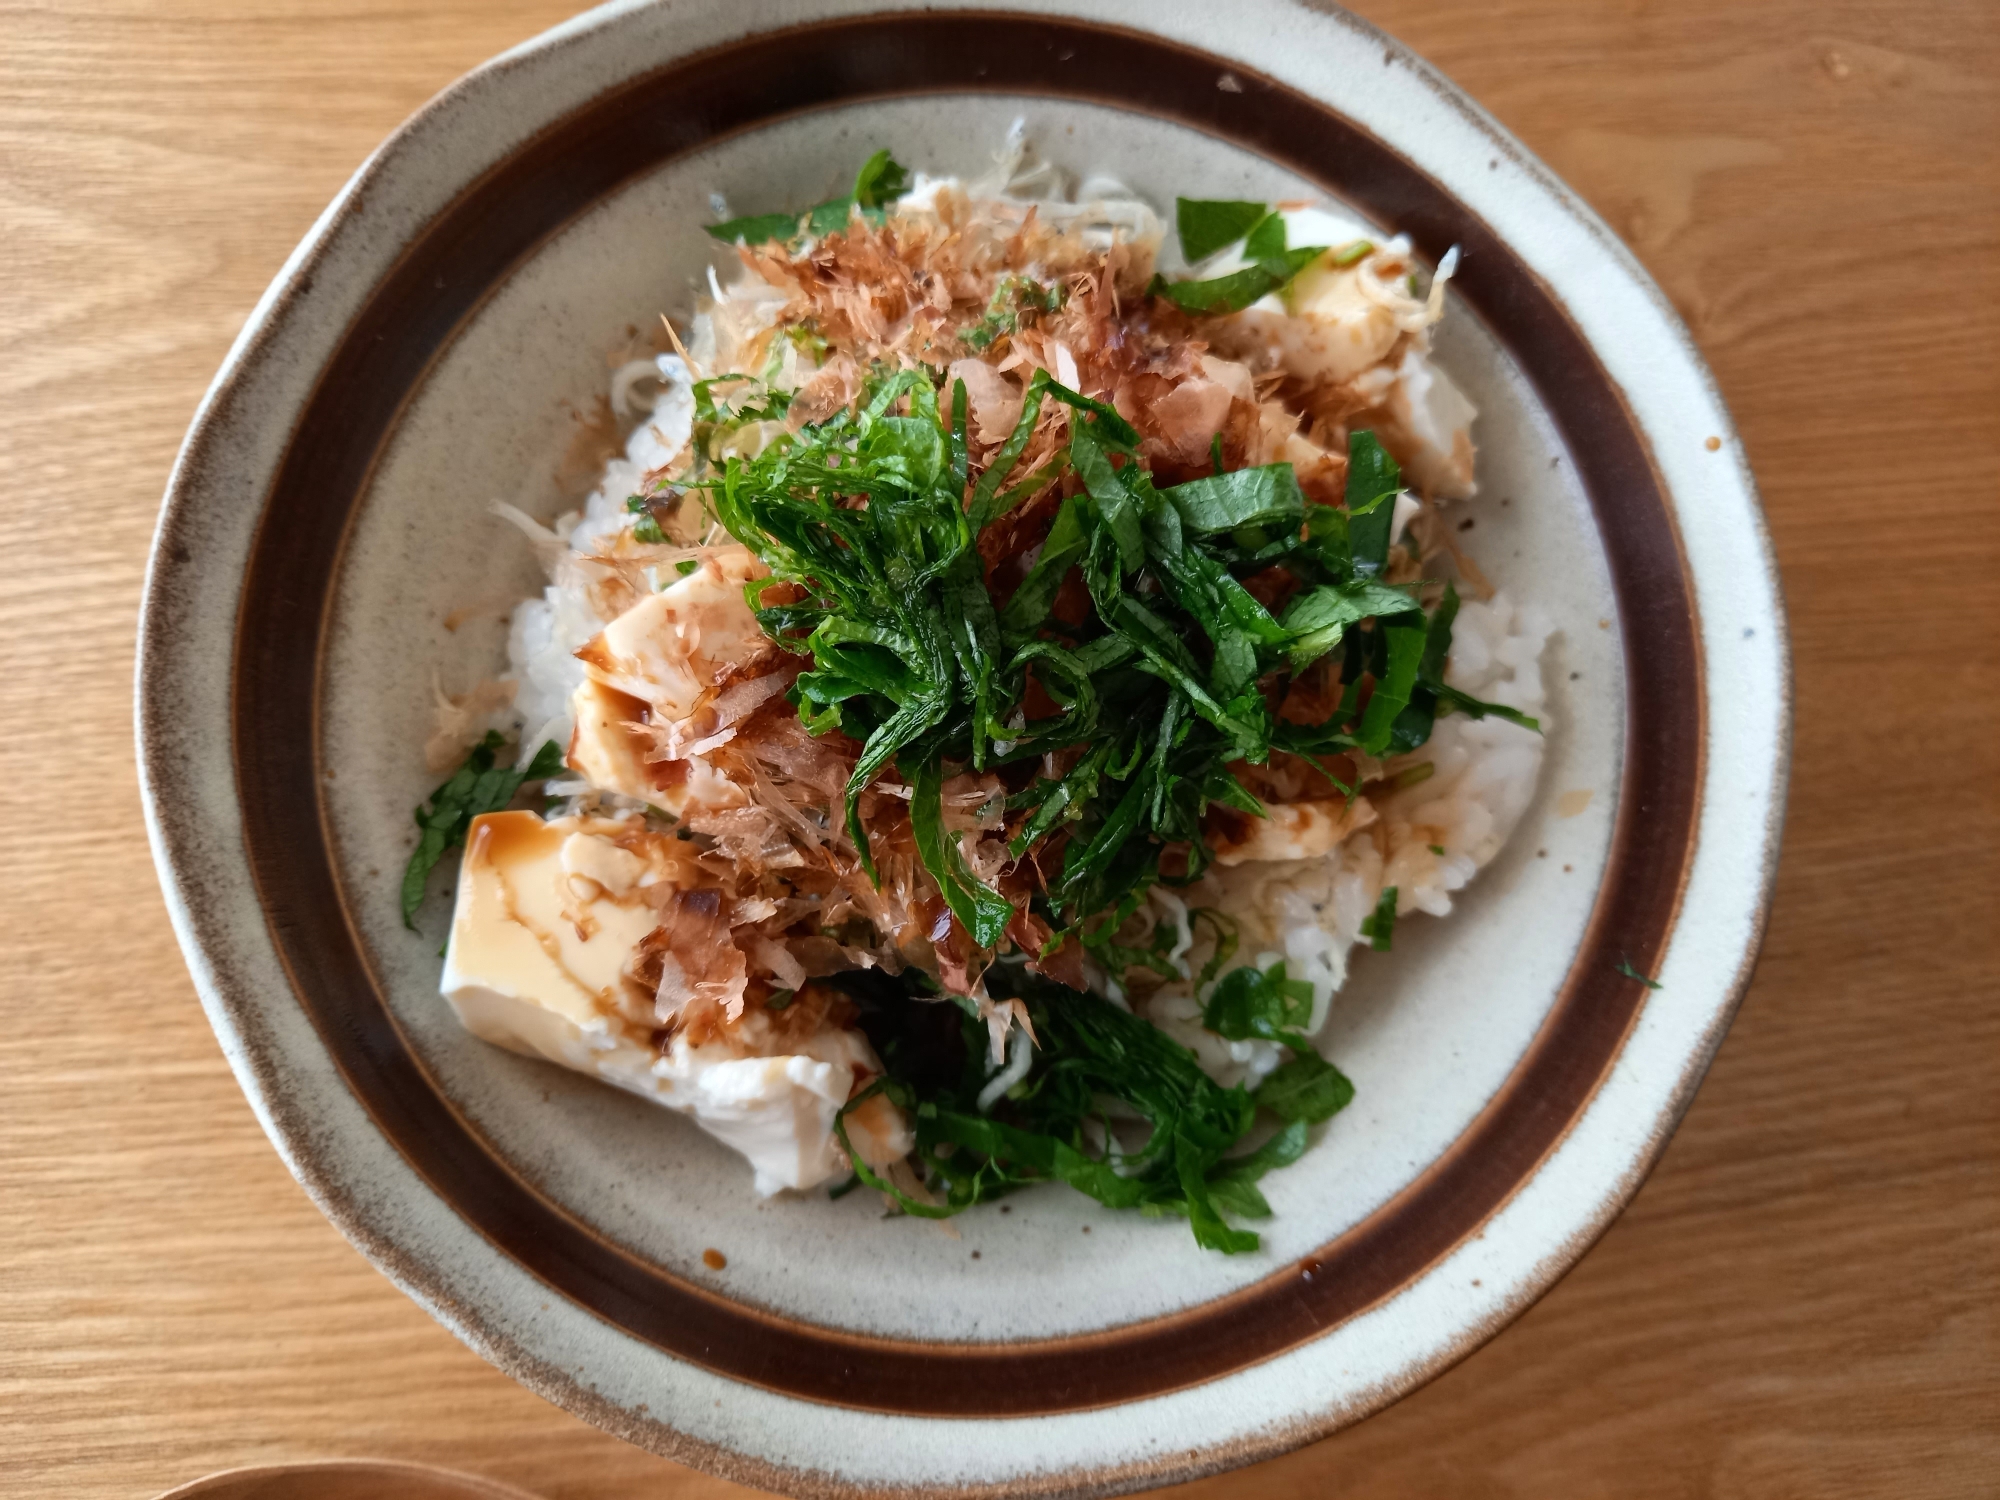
<box><xmin>137</xmin><ymin>4</ymin><xmax>1786</xmax><ymax>1492</ymax></box>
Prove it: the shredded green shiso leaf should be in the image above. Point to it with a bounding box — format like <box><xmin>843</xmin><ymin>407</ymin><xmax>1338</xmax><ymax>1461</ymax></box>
<box><xmin>705</xmin><ymin>149</ymin><xmax>913</xmax><ymax>249</ymax></box>
<box><xmin>1360</xmin><ymin>886</ymin><xmax>1400</xmax><ymax>952</ymax></box>
<box><xmin>833</xmin><ymin>965</ymin><xmax>1346</xmax><ymax>1253</ymax></box>
<box><xmin>1147</xmin><ymin>197</ymin><xmax>1329</xmax><ymax>314</ymax></box>
<box><xmin>402</xmin><ymin>732</ymin><xmax>562</xmax><ymax>927</ymax></box>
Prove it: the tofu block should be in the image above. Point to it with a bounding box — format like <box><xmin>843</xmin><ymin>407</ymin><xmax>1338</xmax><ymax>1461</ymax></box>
<box><xmin>440</xmin><ymin>810</ymin><xmax>901</xmax><ymax>1193</ymax></box>
<box><xmin>574</xmin><ymin>545</ymin><xmax>769</xmax><ymax>720</ymax></box>
<box><xmin>565</xmin><ymin>678</ymin><xmax>656</xmax><ymax>804</ymax></box>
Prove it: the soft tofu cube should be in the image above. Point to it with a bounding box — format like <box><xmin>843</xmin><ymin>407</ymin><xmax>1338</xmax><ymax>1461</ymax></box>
<box><xmin>1202</xmin><ymin>208</ymin><xmax>1401</xmax><ymax>386</ymax></box>
<box><xmin>1268</xmin><ymin>258</ymin><xmax>1405</xmax><ymax>385</ymax></box>
<box><xmin>440</xmin><ymin>811</ymin><xmax>662</xmax><ymax>1095</ymax></box>
<box><xmin>564</xmin><ymin>678</ymin><xmax>749</xmax><ymax>818</ymax></box>
<box><xmin>658</xmin><ymin>1034</ymin><xmax>915</xmax><ymax>1196</ymax></box>
<box><xmin>566</xmin><ymin>678</ymin><xmax>657</xmax><ymax>804</ymax></box>
<box><xmin>439</xmin><ymin>810</ymin><xmax>902</xmax><ymax>1194</ymax></box>
<box><xmin>669</xmin><ymin>1052</ymin><xmax>856</xmax><ymax>1196</ymax></box>
<box><xmin>574</xmin><ymin>545</ymin><xmax>769</xmax><ymax>719</ymax></box>
<box><xmin>1385</xmin><ymin>347</ymin><xmax>1478</xmax><ymax>499</ymax></box>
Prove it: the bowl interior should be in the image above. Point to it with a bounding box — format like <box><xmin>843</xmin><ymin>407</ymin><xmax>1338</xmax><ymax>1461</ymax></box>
<box><xmin>318</xmin><ymin>94</ymin><xmax>1624</xmax><ymax>1344</ymax></box>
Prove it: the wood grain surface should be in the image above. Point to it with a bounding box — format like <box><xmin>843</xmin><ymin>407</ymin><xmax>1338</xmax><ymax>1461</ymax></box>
<box><xmin>2</xmin><ymin>3</ymin><xmax>1994</xmax><ymax>1497</ymax></box>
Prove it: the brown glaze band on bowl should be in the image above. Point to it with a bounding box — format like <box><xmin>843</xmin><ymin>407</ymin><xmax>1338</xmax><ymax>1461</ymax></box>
<box><xmin>233</xmin><ymin>13</ymin><xmax>1698</xmax><ymax>1417</ymax></box>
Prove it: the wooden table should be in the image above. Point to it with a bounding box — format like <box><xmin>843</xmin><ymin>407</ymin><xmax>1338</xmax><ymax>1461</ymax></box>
<box><xmin>4</xmin><ymin>3</ymin><xmax>1994</xmax><ymax>1495</ymax></box>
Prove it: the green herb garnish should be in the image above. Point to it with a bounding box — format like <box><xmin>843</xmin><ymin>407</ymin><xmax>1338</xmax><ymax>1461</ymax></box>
<box><xmin>702</xmin><ymin>210</ymin><xmax>803</xmax><ymax>249</ymax></box>
<box><xmin>1253</xmin><ymin>1050</ymin><xmax>1355</xmax><ymax>1124</ymax></box>
<box><xmin>1176</xmin><ymin>198</ymin><xmax>1270</xmax><ymax>263</ymax></box>
<box><xmin>830</xmin><ymin>961</ymin><xmax>1357</xmax><ymax>1250</ymax></box>
<box><xmin>961</xmin><ymin>275</ymin><xmax>1066</xmax><ymax>351</ymax></box>
<box><xmin>834</xmin><ymin>967</ymin><xmax>1352</xmax><ymax>1253</ymax></box>
<box><xmin>706</xmin><ymin>150</ymin><xmax>913</xmax><ymax>247</ymax></box>
<box><xmin>1203</xmin><ymin>960</ymin><xmax>1314</xmax><ymax>1045</ymax></box>
<box><xmin>851</xmin><ymin>148</ymin><xmax>912</xmax><ymax>210</ymax></box>
<box><xmin>1196</xmin><ymin>957</ymin><xmax>1358</xmax><ymax>1129</ymax></box>
<box><xmin>1615</xmin><ymin>960</ymin><xmax>1663</xmax><ymax>990</ymax></box>
<box><xmin>626</xmin><ymin>493</ymin><xmax>666</xmax><ymax>544</ymax></box>
<box><xmin>401</xmin><ymin>732</ymin><xmax>563</xmax><ymax>927</ymax></box>
<box><xmin>1360</xmin><ymin>886</ymin><xmax>1399</xmax><ymax>952</ymax></box>
<box><xmin>1150</xmin><ymin>197</ymin><xmax>1328</xmax><ymax>314</ymax></box>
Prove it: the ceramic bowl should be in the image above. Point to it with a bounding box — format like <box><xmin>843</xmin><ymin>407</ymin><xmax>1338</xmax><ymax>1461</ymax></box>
<box><xmin>138</xmin><ymin>1</ymin><xmax>1788</xmax><ymax>1494</ymax></box>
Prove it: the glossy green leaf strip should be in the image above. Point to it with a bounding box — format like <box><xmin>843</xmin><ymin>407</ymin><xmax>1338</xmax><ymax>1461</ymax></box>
<box><xmin>705</xmin><ymin>150</ymin><xmax>912</xmax><ymax>246</ymax></box>
<box><xmin>968</xmin><ymin>372</ymin><xmax>1051</xmax><ymax>527</ymax></box>
<box><xmin>1242</xmin><ymin>209</ymin><xmax>1289</xmax><ymax>261</ymax></box>
<box><xmin>1360</xmin><ymin>885</ymin><xmax>1399</xmax><ymax>952</ymax></box>
<box><xmin>909</xmin><ymin>759</ymin><xmax>1014</xmax><ymax>949</ymax></box>
<box><xmin>1344</xmin><ymin>430</ymin><xmax>1403</xmax><ymax>576</ymax></box>
<box><xmin>1203</xmin><ymin>1119</ymin><xmax>1309</xmax><ymax>1219</ymax></box>
<box><xmin>400</xmin><ymin>733</ymin><xmax>562</xmax><ymax>927</ymax></box>
<box><xmin>1162</xmin><ymin>463</ymin><xmax>1306</xmax><ymax>535</ymax></box>
<box><xmin>1436</xmin><ymin>683</ymin><xmax>1543</xmax><ymax>732</ymax></box>
<box><xmin>704</xmin><ymin>210</ymin><xmax>802</xmax><ymax>246</ymax></box>
<box><xmin>1357</xmin><ymin>620</ymin><xmax>1428</xmax><ymax>755</ymax></box>
<box><xmin>1176</xmin><ymin>197</ymin><xmax>1270</xmax><ymax>262</ymax></box>
<box><xmin>1253</xmin><ymin>1050</ymin><xmax>1356</xmax><ymax>1124</ymax></box>
<box><xmin>1202</xmin><ymin>960</ymin><xmax>1315</xmax><ymax>1043</ymax></box>
<box><xmin>1149</xmin><ymin>234</ymin><xmax>1327</xmax><ymax>314</ymax></box>
<box><xmin>1280</xmin><ymin>578</ymin><xmax>1422</xmax><ymax>674</ymax></box>
<box><xmin>998</xmin><ymin>494</ymin><xmax>1087</xmax><ymax>639</ymax></box>
<box><xmin>1147</xmin><ymin>243</ymin><xmax>1322</xmax><ymax>314</ymax></box>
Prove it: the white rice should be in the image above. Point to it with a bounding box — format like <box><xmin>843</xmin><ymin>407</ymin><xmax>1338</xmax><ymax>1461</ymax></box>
<box><xmin>502</xmin><ymin>355</ymin><xmax>699</xmax><ymax>762</ymax></box>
